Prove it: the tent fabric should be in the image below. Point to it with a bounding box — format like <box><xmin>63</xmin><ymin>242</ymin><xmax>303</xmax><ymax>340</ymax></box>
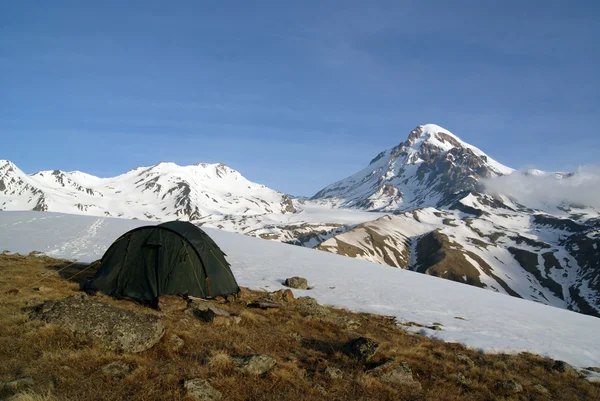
<box><xmin>87</xmin><ymin>221</ymin><xmax>239</xmax><ymax>305</ymax></box>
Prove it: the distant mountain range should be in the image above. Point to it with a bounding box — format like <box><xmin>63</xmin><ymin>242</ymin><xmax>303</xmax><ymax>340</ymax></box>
<box><xmin>2</xmin><ymin>124</ymin><xmax>599</xmax><ymax>317</ymax></box>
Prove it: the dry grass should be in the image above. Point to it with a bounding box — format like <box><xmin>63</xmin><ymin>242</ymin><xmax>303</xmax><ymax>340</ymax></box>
<box><xmin>1</xmin><ymin>253</ymin><xmax>599</xmax><ymax>401</ymax></box>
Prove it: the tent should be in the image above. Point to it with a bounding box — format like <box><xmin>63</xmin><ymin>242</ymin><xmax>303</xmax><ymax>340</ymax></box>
<box><xmin>86</xmin><ymin>221</ymin><xmax>239</xmax><ymax>305</ymax></box>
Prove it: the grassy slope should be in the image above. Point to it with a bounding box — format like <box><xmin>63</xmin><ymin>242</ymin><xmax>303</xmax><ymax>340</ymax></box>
<box><xmin>1</xmin><ymin>254</ymin><xmax>598</xmax><ymax>401</ymax></box>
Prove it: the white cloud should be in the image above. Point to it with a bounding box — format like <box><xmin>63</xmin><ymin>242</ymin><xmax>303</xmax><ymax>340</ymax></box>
<box><xmin>483</xmin><ymin>165</ymin><xmax>600</xmax><ymax>209</ymax></box>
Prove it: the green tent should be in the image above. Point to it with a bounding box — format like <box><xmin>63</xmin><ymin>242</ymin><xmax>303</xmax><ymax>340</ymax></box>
<box><xmin>86</xmin><ymin>221</ymin><xmax>239</xmax><ymax>305</ymax></box>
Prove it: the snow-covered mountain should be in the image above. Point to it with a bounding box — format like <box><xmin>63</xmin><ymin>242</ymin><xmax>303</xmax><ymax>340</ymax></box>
<box><xmin>312</xmin><ymin>124</ymin><xmax>514</xmax><ymax>211</ymax></box>
<box><xmin>311</xmin><ymin>124</ymin><xmax>600</xmax><ymax>317</ymax></box>
<box><xmin>0</xmin><ymin>160</ymin><xmax>297</xmax><ymax>220</ymax></box>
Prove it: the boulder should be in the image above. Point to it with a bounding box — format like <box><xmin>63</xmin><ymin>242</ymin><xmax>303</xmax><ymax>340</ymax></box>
<box><xmin>157</xmin><ymin>295</ymin><xmax>187</xmax><ymax>313</ymax></box>
<box><xmin>342</xmin><ymin>337</ymin><xmax>378</xmax><ymax>362</ymax></box>
<box><xmin>284</xmin><ymin>277</ymin><xmax>308</xmax><ymax>290</ymax></box>
<box><xmin>191</xmin><ymin>305</ymin><xmax>231</xmax><ymax>323</ymax></box>
<box><xmin>232</xmin><ymin>354</ymin><xmax>277</xmax><ymax>375</ymax></box>
<box><xmin>368</xmin><ymin>359</ymin><xmax>422</xmax><ymax>390</ymax></box>
<box><xmin>28</xmin><ymin>294</ymin><xmax>165</xmax><ymax>353</ymax></box>
<box><xmin>100</xmin><ymin>362</ymin><xmax>133</xmax><ymax>378</ymax></box>
<box><xmin>552</xmin><ymin>360</ymin><xmax>578</xmax><ymax>375</ymax></box>
<box><xmin>183</xmin><ymin>379</ymin><xmax>222</xmax><ymax>401</ymax></box>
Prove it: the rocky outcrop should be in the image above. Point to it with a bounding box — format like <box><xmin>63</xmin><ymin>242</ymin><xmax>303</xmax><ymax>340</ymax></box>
<box><xmin>28</xmin><ymin>294</ymin><xmax>165</xmax><ymax>353</ymax></box>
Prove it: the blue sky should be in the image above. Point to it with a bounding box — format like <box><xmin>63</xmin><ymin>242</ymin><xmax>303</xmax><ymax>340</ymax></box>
<box><xmin>2</xmin><ymin>1</ymin><xmax>599</xmax><ymax>196</ymax></box>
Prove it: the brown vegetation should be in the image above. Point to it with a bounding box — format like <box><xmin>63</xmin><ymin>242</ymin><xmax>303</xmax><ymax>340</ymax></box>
<box><xmin>1</xmin><ymin>253</ymin><xmax>599</xmax><ymax>401</ymax></box>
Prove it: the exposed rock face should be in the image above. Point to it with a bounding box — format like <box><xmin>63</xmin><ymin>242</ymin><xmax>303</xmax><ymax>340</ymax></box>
<box><xmin>28</xmin><ymin>294</ymin><xmax>165</xmax><ymax>353</ymax></box>
<box><xmin>183</xmin><ymin>379</ymin><xmax>222</xmax><ymax>401</ymax></box>
<box><xmin>284</xmin><ymin>277</ymin><xmax>308</xmax><ymax>290</ymax></box>
<box><xmin>342</xmin><ymin>337</ymin><xmax>379</xmax><ymax>362</ymax></box>
<box><xmin>231</xmin><ymin>354</ymin><xmax>277</xmax><ymax>375</ymax></box>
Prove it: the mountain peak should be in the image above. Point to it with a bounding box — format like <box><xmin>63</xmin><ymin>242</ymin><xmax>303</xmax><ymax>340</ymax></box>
<box><xmin>313</xmin><ymin>125</ymin><xmax>514</xmax><ymax>211</ymax></box>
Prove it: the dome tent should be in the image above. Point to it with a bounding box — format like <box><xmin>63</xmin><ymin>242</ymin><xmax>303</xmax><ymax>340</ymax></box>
<box><xmin>86</xmin><ymin>221</ymin><xmax>239</xmax><ymax>305</ymax></box>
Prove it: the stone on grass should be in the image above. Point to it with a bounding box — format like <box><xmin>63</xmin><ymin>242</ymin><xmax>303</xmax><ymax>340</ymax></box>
<box><xmin>157</xmin><ymin>295</ymin><xmax>187</xmax><ymax>313</ymax></box>
<box><xmin>284</xmin><ymin>277</ymin><xmax>308</xmax><ymax>290</ymax></box>
<box><xmin>342</xmin><ymin>337</ymin><xmax>378</xmax><ymax>362</ymax></box>
<box><xmin>231</xmin><ymin>354</ymin><xmax>277</xmax><ymax>375</ymax></box>
<box><xmin>28</xmin><ymin>294</ymin><xmax>164</xmax><ymax>353</ymax></box>
<box><xmin>183</xmin><ymin>379</ymin><xmax>222</xmax><ymax>401</ymax></box>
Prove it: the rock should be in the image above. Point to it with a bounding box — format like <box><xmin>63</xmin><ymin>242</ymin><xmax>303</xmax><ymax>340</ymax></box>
<box><xmin>157</xmin><ymin>295</ymin><xmax>187</xmax><ymax>313</ymax></box>
<box><xmin>1</xmin><ymin>377</ymin><xmax>34</xmax><ymax>393</ymax></box>
<box><xmin>552</xmin><ymin>360</ymin><xmax>578</xmax><ymax>375</ymax></box>
<box><xmin>497</xmin><ymin>379</ymin><xmax>523</xmax><ymax>393</ymax></box>
<box><xmin>380</xmin><ymin>361</ymin><xmax>421</xmax><ymax>389</ymax></box>
<box><xmin>284</xmin><ymin>277</ymin><xmax>308</xmax><ymax>290</ymax></box>
<box><xmin>324</xmin><ymin>366</ymin><xmax>343</xmax><ymax>379</ymax></box>
<box><xmin>342</xmin><ymin>337</ymin><xmax>379</xmax><ymax>362</ymax></box>
<box><xmin>295</xmin><ymin>302</ymin><xmax>331</xmax><ymax>317</ymax></box>
<box><xmin>100</xmin><ymin>362</ymin><xmax>133</xmax><ymax>378</ymax></box>
<box><xmin>457</xmin><ymin>354</ymin><xmax>475</xmax><ymax>368</ymax></box>
<box><xmin>168</xmin><ymin>334</ymin><xmax>185</xmax><ymax>351</ymax></box>
<box><xmin>586</xmin><ymin>367</ymin><xmax>600</xmax><ymax>373</ymax></box>
<box><xmin>191</xmin><ymin>306</ymin><xmax>231</xmax><ymax>322</ymax></box>
<box><xmin>28</xmin><ymin>294</ymin><xmax>165</xmax><ymax>353</ymax></box>
<box><xmin>183</xmin><ymin>379</ymin><xmax>222</xmax><ymax>401</ymax></box>
<box><xmin>226</xmin><ymin>294</ymin><xmax>236</xmax><ymax>303</ymax></box>
<box><xmin>533</xmin><ymin>384</ymin><xmax>550</xmax><ymax>394</ymax></box>
<box><xmin>289</xmin><ymin>332</ymin><xmax>303</xmax><ymax>342</ymax></box>
<box><xmin>232</xmin><ymin>354</ymin><xmax>277</xmax><ymax>375</ymax></box>
<box><xmin>282</xmin><ymin>289</ymin><xmax>295</xmax><ymax>303</ymax></box>
<box><xmin>213</xmin><ymin>296</ymin><xmax>227</xmax><ymax>304</ymax></box>
<box><xmin>248</xmin><ymin>301</ymin><xmax>280</xmax><ymax>310</ymax></box>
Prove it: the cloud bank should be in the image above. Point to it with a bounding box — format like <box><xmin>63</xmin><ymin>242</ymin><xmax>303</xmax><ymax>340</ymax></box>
<box><xmin>483</xmin><ymin>165</ymin><xmax>600</xmax><ymax>210</ymax></box>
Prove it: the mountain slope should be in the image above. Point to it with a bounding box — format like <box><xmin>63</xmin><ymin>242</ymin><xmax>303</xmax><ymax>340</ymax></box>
<box><xmin>312</xmin><ymin>124</ymin><xmax>513</xmax><ymax>211</ymax></box>
<box><xmin>311</xmin><ymin>124</ymin><xmax>600</xmax><ymax>317</ymax></box>
<box><xmin>1</xmin><ymin>210</ymin><xmax>600</xmax><ymax>370</ymax></box>
<box><xmin>316</xmin><ymin>197</ymin><xmax>600</xmax><ymax>317</ymax></box>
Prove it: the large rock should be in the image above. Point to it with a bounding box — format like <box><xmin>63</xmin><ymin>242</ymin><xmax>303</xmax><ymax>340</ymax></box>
<box><xmin>183</xmin><ymin>379</ymin><xmax>222</xmax><ymax>401</ymax></box>
<box><xmin>28</xmin><ymin>294</ymin><xmax>165</xmax><ymax>353</ymax></box>
<box><xmin>368</xmin><ymin>359</ymin><xmax>421</xmax><ymax>389</ymax></box>
<box><xmin>342</xmin><ymin>337</ymin><xmax>379</xmax><ymax>362</ymax></box>
<box><xmin>284</xmin><ymin>277</ymin><xmax>309</xmax><ymax>290</ymax></box>
<box><xmin>231</xmin><ymin>354</ymin><xmax>277</xmax><ymax>375</ymax></box>
<box><xmin>552</xmin><ymin>360</ymin><xmax>578</xmax><ymax>375</ymax></box>
<box><xmin>497</xmin><ymin>379</ymin><xmax>523</xmax><ymax>394</ymax></box>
